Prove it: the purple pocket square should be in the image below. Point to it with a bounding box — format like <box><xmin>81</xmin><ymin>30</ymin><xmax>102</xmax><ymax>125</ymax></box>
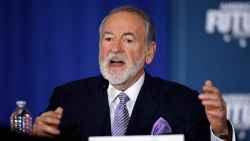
<box><xmin>151</xmin><ymin>117</ymin><xmax>172</xmax><ymax>135</ymax></box>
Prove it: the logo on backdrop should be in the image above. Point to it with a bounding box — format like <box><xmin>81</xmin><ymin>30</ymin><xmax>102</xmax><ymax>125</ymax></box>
<box><xmin>205</xmin><ymin>2</ymin><xmax>250</xmax><ymax>48</ymax></box>
<box><xmin>223</xmin><ymin>94</ymin><xmax>250</xmax><ymax>140</ymax></box>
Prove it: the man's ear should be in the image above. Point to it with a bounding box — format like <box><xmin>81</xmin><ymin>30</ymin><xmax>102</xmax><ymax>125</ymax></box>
<box><xmin>145</xmin><ymin>42</ymin><xmax>156</xmax><ymax>64</ymax></box>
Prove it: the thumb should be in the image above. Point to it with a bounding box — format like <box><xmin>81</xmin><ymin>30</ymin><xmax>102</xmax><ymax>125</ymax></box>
<box><xmin>204</xmin><ymin>80</ymin><xmax>213</xmax><ymax>87</ymax></box>
<box><xmin>55</xmin><ymin>106</ymin><xmax>63</xmax><ymax>114</ymax></box>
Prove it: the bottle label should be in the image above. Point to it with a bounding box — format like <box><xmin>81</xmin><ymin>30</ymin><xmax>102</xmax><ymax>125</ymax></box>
<box><xmin>11</xmin><ymin>114</ymin><xmax>32</xmax><ymax>135</ymax></box>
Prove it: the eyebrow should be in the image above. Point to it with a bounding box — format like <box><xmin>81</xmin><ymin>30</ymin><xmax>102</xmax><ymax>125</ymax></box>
<box><xmin>103</xmin><ymin>32</ymin><xmax>113</xmax><ymax>36</ymax></box>
<box><xmin>123</xmin><ymin>32</ymin><xmax>134</xmax><ymax>37</ymax></box>
<box><xmin>102</xmin><ymin>32</ymin><xmax>135</xmax><ymax>38</ymax></box>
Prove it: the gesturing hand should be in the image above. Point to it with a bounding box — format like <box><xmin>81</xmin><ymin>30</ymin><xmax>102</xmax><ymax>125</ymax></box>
<box><xmin>32</xmin><ymin>107</ymin><xmax>63</xmax><ymax>137</ymax></box>
<box><xmin>198</xmin><ymin>80</ymin><xmax>229</xmax><ymax>135</ymax></box>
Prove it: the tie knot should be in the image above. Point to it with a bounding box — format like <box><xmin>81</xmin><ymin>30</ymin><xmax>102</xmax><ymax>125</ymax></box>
<box><xmin>117</xmin><ymin>93</ymin><xmax>130</xmax><ymax>104</ymax></box>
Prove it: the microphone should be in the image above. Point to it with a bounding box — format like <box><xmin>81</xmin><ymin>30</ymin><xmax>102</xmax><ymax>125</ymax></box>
<box><xmin>101</xmin><ymin>78</ymin><xmax>109</xmax><ymax>90</ymax></box>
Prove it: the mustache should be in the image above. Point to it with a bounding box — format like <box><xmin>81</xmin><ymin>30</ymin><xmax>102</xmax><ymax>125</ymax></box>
<box><xmin>106</xmin><ymin>52</ymin><xmax>128</xmax><ymax>63</ymax></box>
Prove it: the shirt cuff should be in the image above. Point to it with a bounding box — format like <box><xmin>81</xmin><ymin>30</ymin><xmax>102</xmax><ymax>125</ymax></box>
<box><xmin>210</xmin><ymin>120</ymin><xmax>236</xmax><ymax>141</ymax></box>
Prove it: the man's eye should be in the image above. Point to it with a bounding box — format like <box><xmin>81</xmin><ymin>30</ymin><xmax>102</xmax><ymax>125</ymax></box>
<box><xmin>104</xmin><ymin>37</ymin><xmax>112</xmax><ymax>41</ymax></box>
<box><xmin>126</xmin><ymin>39</ymin><xmax>134</xmax><ymax>43</ymax></box>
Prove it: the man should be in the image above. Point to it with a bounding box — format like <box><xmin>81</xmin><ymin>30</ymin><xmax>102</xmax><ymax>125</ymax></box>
<box><xmin>32</xmin><ymin>6</ymin><xmax>235</xmax><ymax>141</ymax></box>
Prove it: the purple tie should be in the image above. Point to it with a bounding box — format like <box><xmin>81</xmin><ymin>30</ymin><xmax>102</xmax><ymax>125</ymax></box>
<box><xmin>112</xmin><ymin>92</ymin><xmax>130</xmax><ymax>136</ymax></box>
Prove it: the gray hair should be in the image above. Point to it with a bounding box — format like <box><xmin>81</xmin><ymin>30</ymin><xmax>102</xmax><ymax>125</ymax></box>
<box><xmin>99</xmin><ymin>6</ymin><xmax>156</xmax><ymax>47</ymax></box>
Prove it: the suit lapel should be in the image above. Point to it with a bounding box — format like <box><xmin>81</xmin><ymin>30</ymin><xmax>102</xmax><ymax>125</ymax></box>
<box><xmin>86</xmin><ymin>74</ymin><xmax>160</xmax><ymax>136</ymax></box>
<box><xmin>87</xmin><ymin>77</ymin><xmax>112</xmax><ymax>136</ymax></box>
<box><xmin>126</xmin><ymin>73</ymin><xmax>160</xmax><ymax>135</ymax></box>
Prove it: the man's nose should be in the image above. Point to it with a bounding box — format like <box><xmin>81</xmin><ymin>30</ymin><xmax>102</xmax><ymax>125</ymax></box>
<box><xmin>110</xmin><ymin>39</ymin><xmax>123</xmax><ymax>53</ymax></box>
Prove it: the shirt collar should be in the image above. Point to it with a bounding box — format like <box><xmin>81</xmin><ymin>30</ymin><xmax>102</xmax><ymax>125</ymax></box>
<box><xmin>107</xmin><ymin>73</ymin><xmax>145</xmax><ymax>104</ymax></box>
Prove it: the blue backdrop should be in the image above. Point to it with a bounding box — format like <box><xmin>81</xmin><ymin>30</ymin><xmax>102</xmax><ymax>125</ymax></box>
<box><xmin>0</xmin><ymin>0</ymin><xmax>169</xmax><ymax>128</ymax></box>
<box><xmin>1</xmin><ymin>0</ymin><xmax>250</xmax><ymax>140</ymax></box>
<box><xmin>170</xmin><ymin>0</ymin><xmax>250</xmax><ymax>140</ymax></box>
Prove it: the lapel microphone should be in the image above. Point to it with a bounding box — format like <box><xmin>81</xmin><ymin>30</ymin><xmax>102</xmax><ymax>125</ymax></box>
<box><xmin>101</xmin><ymin>78</ymin><xmax>109</xmax><ymax>90</ymax></box>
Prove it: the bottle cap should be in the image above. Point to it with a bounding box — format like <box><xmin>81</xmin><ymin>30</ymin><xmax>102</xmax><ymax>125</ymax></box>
<box><xmin>16</xmin><ymin>101</ymin><xmax>26</xmax><ymax>107</ymax></box>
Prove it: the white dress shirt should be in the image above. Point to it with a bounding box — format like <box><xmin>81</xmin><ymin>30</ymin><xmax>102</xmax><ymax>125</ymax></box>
<box><xmin>106</xmin><ymin>73</ymin><xmax>235</xmax><ymax>141</ymax></box>
<box><xmin>107</xmin><ymin>73</ymin><xmax>145</xmax><ymax>129</ymax></box>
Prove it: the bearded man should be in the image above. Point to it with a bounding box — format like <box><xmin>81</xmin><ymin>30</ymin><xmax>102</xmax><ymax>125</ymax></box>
<box><xmin>32</xmin><ymin>6</ymin><xmax>235</xmax><ymax>141</ymax></box>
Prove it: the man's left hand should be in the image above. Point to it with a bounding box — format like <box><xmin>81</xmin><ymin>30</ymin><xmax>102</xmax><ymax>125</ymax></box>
<box><xmin>198</xmin><ymin>80</ymin><xmax>229</xmax><ymax>135</ymax></box>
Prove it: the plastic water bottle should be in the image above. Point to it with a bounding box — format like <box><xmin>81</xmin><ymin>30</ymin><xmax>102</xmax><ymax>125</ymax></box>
<box><xmin>10</xmin><ymin>101</ymin><xmax>32</xmax><ymax>135</ymax></box>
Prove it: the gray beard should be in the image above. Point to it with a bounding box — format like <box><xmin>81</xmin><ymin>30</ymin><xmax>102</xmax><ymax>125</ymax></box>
<box><xmin>99</xmin><ymin>52</ymin><xmax>145</xmax><ymax>85</ymax></box>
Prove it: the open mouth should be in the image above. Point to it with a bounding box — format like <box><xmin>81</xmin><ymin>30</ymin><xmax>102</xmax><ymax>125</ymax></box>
<box><xmin>109</xmin><ymin>59</ymin><xmax>125</xmax><ymax>67</ymax></box>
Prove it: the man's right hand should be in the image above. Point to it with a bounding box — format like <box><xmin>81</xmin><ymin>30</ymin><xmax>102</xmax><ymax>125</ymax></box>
<box><xmin>32</xmin><ymin>107</ymin><xmax>63</xmax><ymax>137</ymax></box>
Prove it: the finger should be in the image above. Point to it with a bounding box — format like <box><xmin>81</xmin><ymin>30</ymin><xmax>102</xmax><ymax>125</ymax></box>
<box><xmin>202</xmin><ymin>80</ymin><xmax>220</xmax><ymax>94</ymax></box>
<box><xmin>41</xmin><ymin>111</ymin><xmax>60</xmax><ymax>119</ymax></box>
<box><xmin>206</xmin><ymin>110</ymin><xmax>224</xmax><ymax>118</ymax></box>
<box><xmin>199</xmin><ymin>94</ymin><xmax>225</xmax><ymax>109</ymax></box>
<box><xmin>41</xmin><ymin>110</ymin><xmax>62</xmax><ymax>119</ymax></box>
<box><xmin>198</xmin><ymin>93</ymin><xmax>220</xmax><ymax>100</ymax></box>
<box><xmin>55</xmin><ymin>107</ymin><xmax>63</xmax><ymax>114</ymax></box>
<box><xmin>53</xmin><ymin>107</ymin><xmax>63</xmax><ymax>119</ymax></box>
<box><xmin>201</xmin><ymin>100</ymin><xmax>221</xmax><ymax>107</ymax></box>
<box><xmin>43</xmin><ymin>116</ymin><xmax>61</xmax><ymax>126</ymax></box>
<box><xmin>32</xmin><ymin>121</ymin><xmax>58</xmax><ymax>137</ymax></box>
<box><xmin>201</xmin><ymin>99</ymin><xmax>227</xmax><ymax>114</ymax></box>
<box><xmin>204</xmin><ymin>80</ymin><xmax>213</xmax><ymax>87</ymax></box>
<box><xmin>41</xmin><ymin>124</ymin><xmax>61</xmax><ymax>135</ymax></box>
<box><xmin>203</xmin><ymin>86</ymin><xmax>220</xmax><ymax>94</ymax></box>
<box><xmin>36</xmin><ymin>113</ymin><xmax>61</xmax><ymax>126</ymax></box>
<box><xmin>32</xmin><ymin>126</ymin><xmax>53</xmax><ymax>137</ymax></box>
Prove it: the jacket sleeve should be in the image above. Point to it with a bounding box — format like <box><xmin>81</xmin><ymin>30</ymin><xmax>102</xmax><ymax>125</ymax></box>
<box><xmin>185</xmin><ymin>89</ymin><xmax>210</xmax><ymax>141</ymax></box>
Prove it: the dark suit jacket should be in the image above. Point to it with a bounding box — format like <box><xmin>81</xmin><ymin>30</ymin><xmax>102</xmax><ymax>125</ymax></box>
<box><xmin>46</xmin><ymin>73</ymin><xmax>210</xmax><ymax>141</ymax></box>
